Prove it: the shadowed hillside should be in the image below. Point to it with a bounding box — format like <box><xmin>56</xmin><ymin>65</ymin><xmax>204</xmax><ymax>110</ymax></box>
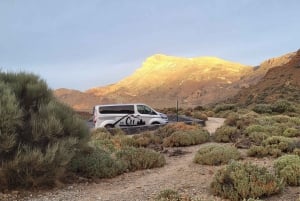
<box><xmin>234</xmin><ymin>49</ymin><xmax>300</xmax><ymax>105</ymax></box>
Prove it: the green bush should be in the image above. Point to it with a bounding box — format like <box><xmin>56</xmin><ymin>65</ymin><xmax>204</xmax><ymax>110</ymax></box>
<box><xmin>0</xmin><ymin>72</ymin><xmax>89</xmax><ymax>189</ymax></box>
<box><xmin>262</xmin><ymin>136</ymin><xmax>295</xmax><ymax>153</ymax></box>
<box><xmin>247</xmin><ymin>146</ymin><xmax>269</xmax><ymax>158</ymax></box>
<box><xmin>247</xmin><ymin>136</ymin><xmax>296</xmax><ymax>157</ymax></box>
<box><xmin>245</xmin><ymin>124</ymin><xmax>266</xmax><ymax>134</ymax></box>
<box><xmin>248</xmin><ymin>132</ymin><xmax>269</xmax><ymax>145</ymax></box>
<box><xmin>163</xmin><ymin>129</ymin><xmax>209</xmax><ymax>147</ymax></box>
<box><xmin>210</xmin><ymin>161</ymin><xmax>283</xmax><ymax>201</ymax></box>
<box><xmin>116</xmin><ymin>147</ymin><xmax>166</xmax><ymax>171</ymax></box>
<box><xmin>0</xmin><ymin>82</ymin><xmax>22</xmax><ymax>158</ymax></box>
<box><xmin>213</xmin><ymin>125</ymin><xmax>239</xmax><ymax>143</ymax></box>
<box><xmin>274</xmin><ymin>155</ymin><xmax>300</xmax><ymax>186</ymax></box>
<box><xmin>283</xmin><ymin>128</ymin><xmax>300</xmax><ymax>137</ymax></box>
<box><xmin>69</xmin><ymin>147</ymin><xmax>125</xmax><ymax>178</ymax></box>
<box><xmin>194</xmin><ymin>144</ymin><xmax>241</xmax><ymax>165</ymax></box>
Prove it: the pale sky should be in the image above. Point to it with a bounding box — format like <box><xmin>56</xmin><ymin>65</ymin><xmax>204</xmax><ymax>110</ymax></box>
<box><xmin>0</xmin><ymin>0</ymin><xmax>299</xmax><ymax>91</ymax></box>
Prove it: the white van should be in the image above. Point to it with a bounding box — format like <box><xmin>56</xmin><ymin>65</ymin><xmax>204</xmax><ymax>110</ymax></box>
<box><xmin>93</xmin><ymin>103</ymin><xmax>168</xmax><ymax>128</ymax></box>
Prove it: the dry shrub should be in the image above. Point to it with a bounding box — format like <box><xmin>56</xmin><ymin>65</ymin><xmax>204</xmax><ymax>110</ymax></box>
<box><xmin>236</xmin><ymin>112</ymin><xmax>259</xmax><ymax>129</ymax></box>
<box><xmin>154</xmin><ymin>122</ymin><xmax>198</xmax><ymax>139</ymax></box>
<box><xmin>194</xmin><ymin>144</ymin><xmax>241</xmax><ymax>165</ymax></box>
<box><xmin>111</xmin><ymin>134</ymin><xmax>138</xmax><ymax>149</ymax></box>
<box><xmin>274</xmin><ymin>154</ymin><xmax>300</xmax><ymax>186</ymax></box>
<box><xmin>225</xmin><ymin>112</ymin><xmax>240</xmax><ymax>126</ymax></box>
<box><xmin>132</xmin><ymin>131</ymin><xmax>162</xmax><ymax>147</ymax></box>
<box><xmin>192</xmin><ymin>112</ymin><xmax>208</xmax><ymax>121</ymax></box>
<box><xmin>213</xmin><ymin>125</ymin><xmax>239</xmax><ymax>143</ymax></box>
<box><xmin>90</xmin><ymin>128</ymin><xmax>112</xmax><ymax>140</ymax></box>
<box><xmin>210</xmin><ymin>161</ymin><xmax>283</xmax><ymax>201</ymax></box>
<box><xmin>154</xmin><ymin>189</ymin><xmax>181</xmax><ymax>201</ymax></box>
<box><xmin>163</xmin><ymin>129</ymin><xmax>209</xmax><ymax>147</ymax></box>
<box><xmin>293</xmin><ymin>148</ymin><xmax>300</xmax><ymax>156</ymax></box>
<box><xmin>116</xmin><ymin>147</ymin><xmax>166</xmax><ymax>171</ymax></box>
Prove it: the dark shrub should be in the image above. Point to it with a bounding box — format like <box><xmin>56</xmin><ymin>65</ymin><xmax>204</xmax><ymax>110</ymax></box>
<box><xmin>271</xmin><ymin>100</ymin><xmax>295</xmax><ymax>113</ymax></box>
<box><xmin>69</xmin><ymin>147</ymin><xmax>124</xmax><ymax>178</ymax></box>
<box><xmin>253</xmin><ymin>104</ymin><xmax>272</xmax><ymax>114</ymax></box>
<box><xmin>211</xmin><ymin>161</ymin><xmax>283</xmax><ymax>201</ymax></box>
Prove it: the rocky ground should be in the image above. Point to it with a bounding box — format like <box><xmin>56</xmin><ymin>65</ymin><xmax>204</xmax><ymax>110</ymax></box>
<box><xmin>1</xmin><ymin>118</ymin><xmax>299</xmax><ymax>201</ymax></box>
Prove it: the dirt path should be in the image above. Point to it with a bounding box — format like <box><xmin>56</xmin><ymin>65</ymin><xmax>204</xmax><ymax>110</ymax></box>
<box><xmin>6</xmin><ymin>118</ymin><xmax>298</xmax><ymax>201</ymax></box>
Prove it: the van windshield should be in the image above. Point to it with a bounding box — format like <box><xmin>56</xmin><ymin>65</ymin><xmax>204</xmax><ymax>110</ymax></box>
<box><xmin>99</xmin><ymin>105</ymin><xmax>134</xmax><ymax>114</ymax></box>
<box><xmin>137</xmin><ymin>105</ymin><xmax>156</xmax><ymax>115</ymax></box>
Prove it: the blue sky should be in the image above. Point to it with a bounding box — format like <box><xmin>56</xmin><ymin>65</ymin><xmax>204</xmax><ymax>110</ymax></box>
<box><xmin>0</xmin><ymin>0</ymin><xmax>299</xmax><ymax>91</ymax></box>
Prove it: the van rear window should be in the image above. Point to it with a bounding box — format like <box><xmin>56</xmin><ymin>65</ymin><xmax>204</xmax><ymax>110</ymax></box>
<box><xmin>99</xmin><ymin>105</ymin><xmax>134</xmax><ymax>114</ymax></box>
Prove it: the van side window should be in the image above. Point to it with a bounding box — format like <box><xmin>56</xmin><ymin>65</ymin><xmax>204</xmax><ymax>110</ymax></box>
<box><xmin>99</xmin><ymin>105</ymin><xmax>134</xmax><ymax>114</ymax></box>
<box><xmin>137</xmin><ymin>105</ymin><xmax>156</xmax><ymax>115</ymax></box>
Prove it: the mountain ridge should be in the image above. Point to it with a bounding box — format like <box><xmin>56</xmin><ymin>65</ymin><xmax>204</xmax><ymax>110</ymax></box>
<box><xmin>54</xmin><ymin>50</ymin><xmax>299</xmax><ymax>110</ymax></box>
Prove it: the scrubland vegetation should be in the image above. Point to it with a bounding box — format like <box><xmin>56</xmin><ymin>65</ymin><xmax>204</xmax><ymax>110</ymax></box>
<box><xmin>155</xmin><ymin>101</ymin><xmax>300</xmax><ymax>201</ymax></box>
<box><xmin>1</xmin><ymin>72</ymin><xmax>300</xmax><ymax>201</ymax></box>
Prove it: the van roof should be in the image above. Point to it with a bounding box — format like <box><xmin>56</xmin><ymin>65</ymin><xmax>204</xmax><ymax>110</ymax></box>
<box><xmin>94</xmin><ymin>103</ymin><xmax>146</xmax><ymax>107</ymax></box>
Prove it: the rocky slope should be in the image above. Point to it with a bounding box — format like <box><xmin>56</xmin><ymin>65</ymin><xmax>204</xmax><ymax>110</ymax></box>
<box><xmin>234</xmin><ymin>49</ymin><xmax>300</xmax><ymax>104</ymax></box>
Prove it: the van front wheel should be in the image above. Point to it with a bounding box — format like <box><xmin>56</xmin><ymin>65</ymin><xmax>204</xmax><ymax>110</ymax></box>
<box><xmin>151</xmin><ymin>122</ymin><xmax>160</xmax><ymax>125</ymax></box>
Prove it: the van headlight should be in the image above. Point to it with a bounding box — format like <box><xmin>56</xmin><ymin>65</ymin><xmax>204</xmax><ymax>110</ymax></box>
<box><xmin>160</xmin><ymin>113</ymin><xmax>168</xmax><ymax>120</ymax></box>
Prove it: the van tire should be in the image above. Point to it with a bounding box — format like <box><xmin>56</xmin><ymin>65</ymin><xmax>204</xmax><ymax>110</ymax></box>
<box><xmin>151</xmin><ymin>122</ymin><xmax>160</xmax><ymax>125</ymax></box>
